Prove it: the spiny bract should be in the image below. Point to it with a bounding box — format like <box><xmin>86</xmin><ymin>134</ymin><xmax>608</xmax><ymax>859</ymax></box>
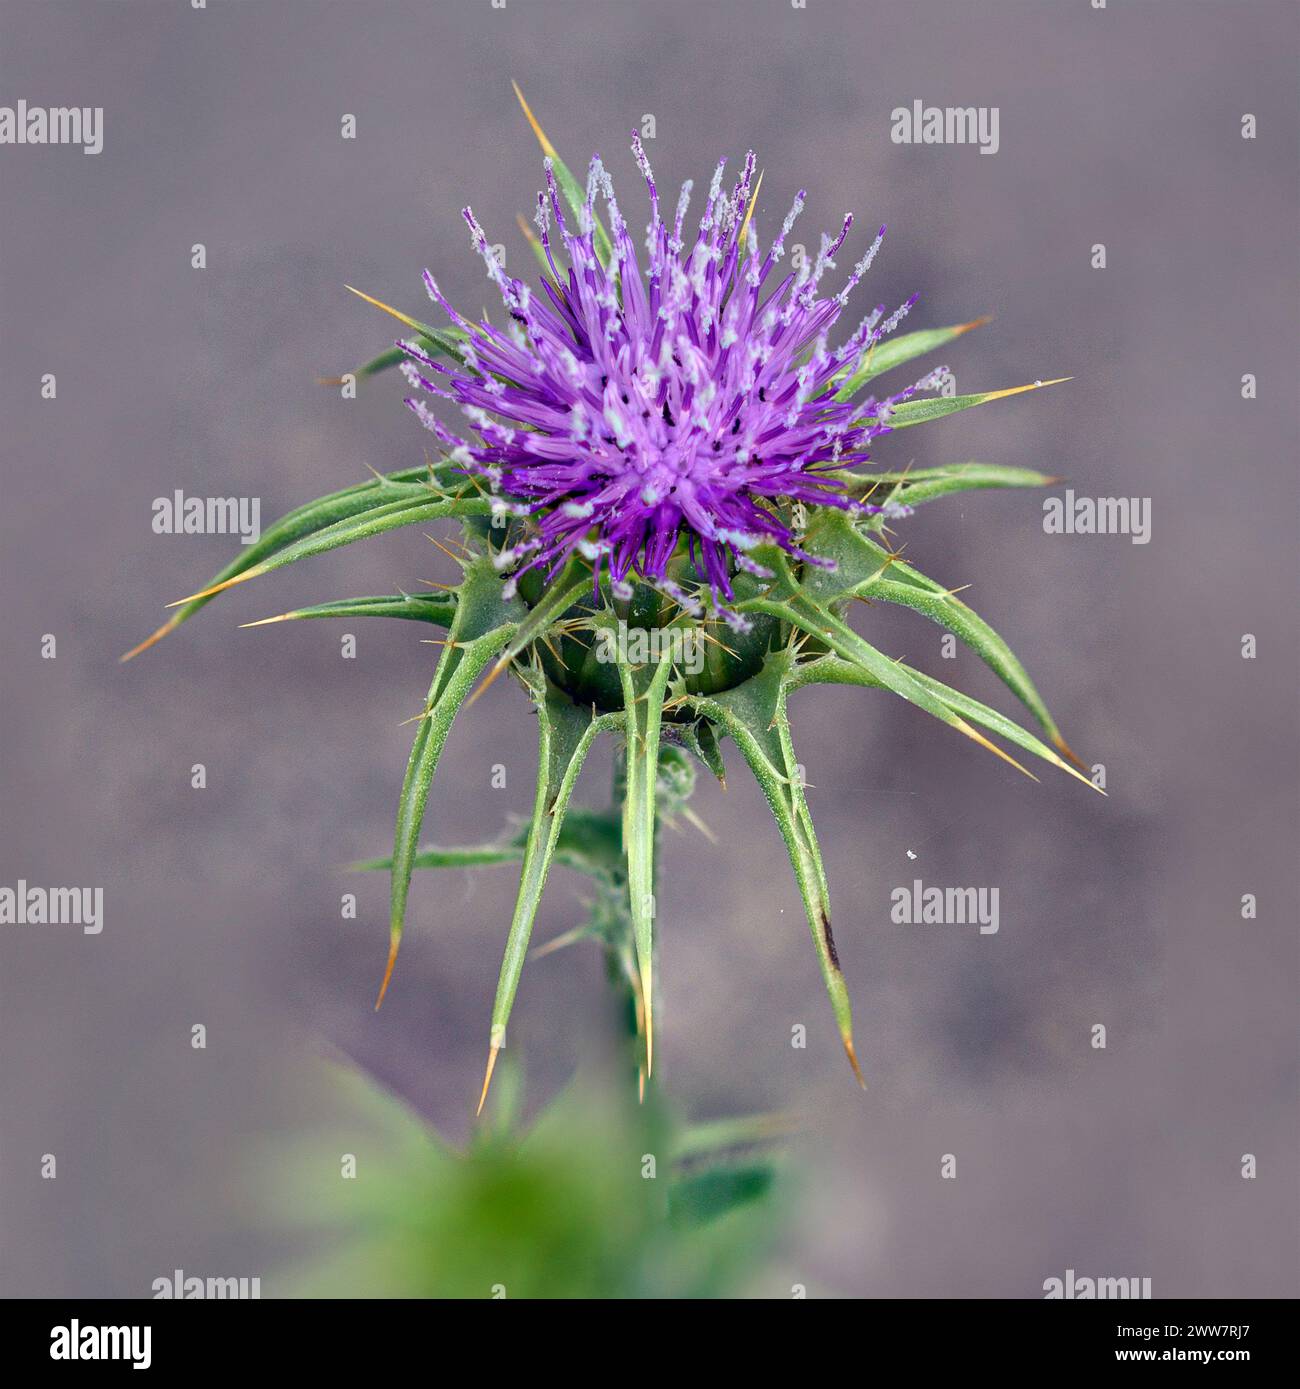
<box><xmin>126</xmin><ymin>88</ymin><xmax>1098</xmax><ymax>1113</ymax></box>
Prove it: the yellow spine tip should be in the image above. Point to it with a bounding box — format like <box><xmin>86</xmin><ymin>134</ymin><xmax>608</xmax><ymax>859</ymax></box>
<box><xmin>738</xmin><ymin>169</ymin><xmax>764</xmax><ymax>251</ymax></box>
<box><xmin>510</xmin><ymin>81</ymin><xmax>557</xmax><ymax>158</ymax></box>
<box><xmin>344</xmin><ymin>284</ymin><xmax>426</xmax><ymax>336</ymax></box>
<box><xmin>464</xmin><ymin>655</ymin><xmax>510</xmax><ymax>710</ymax></box>
<box><xmin>165</xmin><ymin>566</ymin><xmax>265</xmax><ymax>609</ymax></box>
<box><xmin>843</xmin><ymin>1036</ymin><xmax>867</xmax><ymax>1090</ymax></box>
<box><xmin>642</xmin><ymin>980</ymin><xmax>655</xmax><ymax>1078</ymax></box>
<box><xmin>373</xmin><ymin>934</ymin><xmax>400</xmax><ymax>1011</ymax></box>
<box><xmin>981</xmin><ymin>376</ymin><xmax>1072</xmax><ymax>405</ymax></box>
<box><xmin>476</xmin><ymin>1044</ymin><xmax>501</xmax><ymax>1117</ymax></box>
<box><xmin>238</xmin><ymin>613</ymin><xmax>297</xmax><ymax>629</ymax></box>
<box><xmin>955</xmin><ymin>718</ymin><xmax>1038</xmax><ymax>781</ymax></box>
<box><xmin>119</xmin><ymin>615</ymin><xmax>181</xmax><ymax>663</ymax></box>
<box><xmin>1052</xmin><ymin>732</ymin><xmax>1088</xmax><ymax>772</ymax></box>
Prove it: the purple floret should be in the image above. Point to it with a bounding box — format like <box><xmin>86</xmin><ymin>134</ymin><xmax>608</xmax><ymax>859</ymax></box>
<box><xmin>401</xmin><ymin>136</ymin><xmax>940</xmax><ymax>628</ymax></box>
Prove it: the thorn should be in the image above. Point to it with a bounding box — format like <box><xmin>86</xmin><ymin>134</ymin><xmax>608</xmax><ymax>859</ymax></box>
<box><xmin>511</xmin><ymin>81</ymin><xmax>557</xmax><ymax>158</ymax></box>
<box><xmin>738</xmin><ymin>168</ymin><xmax>764</xmax><ymax>251</ymax></box>
<box><xmin>475</xmin><ymin>1043</ymin><xmax>501</xmax><ymax>1117</ymax></box>
<box><xmin>515</xmin><ymin>211</ymin><xmax>541</xmax><ymax>249</ymax></box>
<box><xmin>699</xmin><ymin>629</ymin><xmax>739</xmax><ymax>660</ymax></box>
<box><xmin>239</xmin><ymin>612</ymin><xmax>298</xmax><ymax>629</ymax></box>
<box><xmin>440</xmin><ymin>533</ymin><xmax>476</xmax><ymax>558</ymax></box>
<box><xmin>465</xmin><ymin>655</ymin><xmax>511</xmax><ymax>709</ymax></box>
<box><xmin>843</xmin><ymin>1035</ymin><xmax>867</xmax><ymax>1090</ymax></box>
<box><xmin>681</xmin><ymin>807</ymin><xmax>717</xmax><ymax>844</ymax></box>
<box><xmin>1053</xmin><ymin>750</ymin><xmax>1107</xmax><ymax>796</ymax></box>
<box><xmin>424</xmin><ymin>533</ymin><xmax>470</xmax><ymax>569</ymax></box>
<box><xmin>642</xmin><ymin>971</ymin><xmax>655</xmax><ymax>1077</ymax></box>
<box><xmin>165</xmin><ymin>565</ymin><xmax>268</xmax><ymax>608</ymax></box>
<box><xmin>952</xmin><ymin>314</ymin><xmax>992</xmax><ymax>337</ymax></box>
<box><xmin>1053</xmin><ymin>731</ymin><xmax>1088</xmax><ymax>772</ymax></box>
<box><xmin>374</xmin><ymin>933</ymin><xmax>400</xmax><ymax>1010</ymax></box>
<box><xmin>119</xmin><ymin>614</ymin><xmax>181</xmax><ymax>663</ymax></box>
<box><xmin>529</xmin><ymin>925</ymin><xmax>589</xmax><ymax>959</ymax></box>
<box><xmin>979</xmin><ymin>376</ymin><xmax>1071</xmax><ymax>405</ymax></box>
<box><xmin>344</xmin><ymin>284</ymin><xmax>429</xmax><ymax>336</ymax></box>
<box><xmin>638</xmin><ymin>1068</ymin><xmax>646</xmax><ymax>1105</ymax></box>
<box><xmin>953</xmin><ymin>717</ymin><xmax>1039</xmax><ymax>781</ymax></box>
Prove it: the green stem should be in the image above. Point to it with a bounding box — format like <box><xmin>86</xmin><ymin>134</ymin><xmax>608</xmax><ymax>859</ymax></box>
<box><xmin>606</xmin><ymin>757</ymin><xmax>643</xmax><ymax>1079</ymax></box>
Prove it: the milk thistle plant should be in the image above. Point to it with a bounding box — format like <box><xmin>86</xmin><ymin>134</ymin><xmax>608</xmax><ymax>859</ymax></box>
<box><xmin>127</xmin><ymin>89</ymin><xmax>1098</xmax><ymax>1111</ymax></box>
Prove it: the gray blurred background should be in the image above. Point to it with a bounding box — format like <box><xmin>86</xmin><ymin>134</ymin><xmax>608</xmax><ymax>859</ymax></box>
<box><xmin>1</xmin><ymin>0</ymin><xmax>1296</xmax><ymax>1297</ymax></box>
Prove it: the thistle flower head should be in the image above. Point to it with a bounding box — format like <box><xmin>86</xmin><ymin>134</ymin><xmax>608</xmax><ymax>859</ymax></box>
<box><xmin>130</xmin><ymin>91</ymin><xmax>1087</xmax><ymax>1108</ymax></box>
<box><xmin>400</xmin><ymin>138</ymin><xmax>935</xmax><ymax>628</ymax></box>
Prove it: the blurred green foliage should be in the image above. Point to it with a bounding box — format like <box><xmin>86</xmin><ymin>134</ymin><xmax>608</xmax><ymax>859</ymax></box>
<box><xmin>260</xmin><ymin>1061</ymin><xmax>789</xmax><ymax>1299</ymax></box>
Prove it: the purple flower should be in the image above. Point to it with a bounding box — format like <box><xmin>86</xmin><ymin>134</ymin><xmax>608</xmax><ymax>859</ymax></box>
<box><xmin>400</xmin><ymin>138</ymin><xmax>939</xmax><ymax>628</ymax></box>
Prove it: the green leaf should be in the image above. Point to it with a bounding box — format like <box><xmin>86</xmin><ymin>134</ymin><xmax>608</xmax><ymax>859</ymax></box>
<box><xmin>876</xmin><ymin>377</ymin><xmax>1069</xmax><ymax>431</ymax></box>
<box><xmin>748</xmin><ymin>592</ymin><xmax>1038</xmax><ymax>781</ymax></box>
<box><xmin>345</xmin><ymin>345</ymin><xmax>407</xmax><ymax>379</ymax></box>
<box><xmin>479</xmin><ymin>678</ymin><xmax>621</xmax><ymax>1111</ymax></box>
<box><xmin>122</xmin><ymin>464</ymin><xmax>458</xmax><ymax>660</ymax></box>
<box><xmin>834</xmin><ymin>318</ymin><xmax>989</xmax><ymax>398</ymax></box>
<box><xmin>353</xmin><ymin>807</ymin><xmax>624</xmax><ymax>882</ymax></box>
<box><xmin>164</xmin><ymin>494</ymin><xmax>491</xmax><ymax>612</ymax></box>
<box><xmin>789</xmin><ymin>655</ymin><xmax>1100</xmax><ymax>793</ymax></box>
<box><xmin>842</xmin><ymin>462</ymin><xmax>1058</xmax><ymax>508</ymax></box>
<box><xmin>685</xmin><ymin>649</ymin><xmax>865</xmax><ymax>1085</ymax></box>
<box><xmin>865</xmin><ymin>576</ymin><xmax>1075</xmax><ymax>758</ymax></box>
<box><xmin>668</xmin><ymin>1163</ymin><xmax>777</xmax><ymax>1228</ymax></box>
<box><xmin>769</xmin><ymin>510</ymin><xmax>1078</xmax><ymax>762</ymax></box>
<box><xmin>376</xmin><ymin>559</ymin><xmax>523</xmax><ymax>1008</ymax></box>
<box><xmin>615</xmin><ymin>635</ymin><xmax>675</xmax><ymax>1077</ymax></box>
<box><xmin>340</xmin><ymin>329</ymin><xmax>467</xmax><ymax>382</ymax></box>
<box><xmin>671</xmin><ymin>1111</ymin><xmax>797</xmax><ymax>1161</ymax></box>
<box><xmin>241</xmin><ymin>593</ymin><xmax>456</xmax><ymax>630</ymax></box>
